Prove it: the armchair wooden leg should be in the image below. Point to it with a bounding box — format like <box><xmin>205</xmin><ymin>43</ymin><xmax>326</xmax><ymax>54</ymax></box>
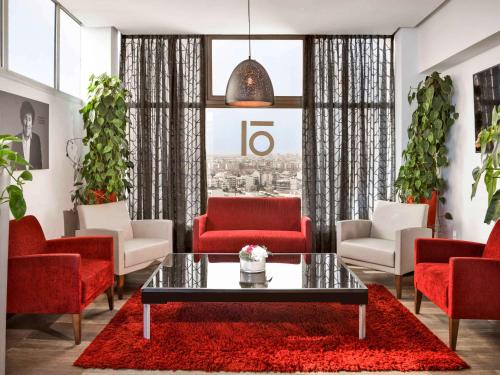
<box><xmin>449</xmin><ymin>318</ymin><xmax>460</xmax><ymax>351</ymax></box>
<box><xmin>72</xmin><ymin>313</ymin><xmax>81</xmax><ymax>345</ymax></box>
<box><xmin>117</xmin><ymin>275</ymin><xmax>125</xmax><ymax>300</ymax></box>
<box><xmin>395</xmin><ymin>275</ymin><xmax>402</xmax><ymax>299</ymax></box>
<box><xmin>415</xmin><ymin>288</ymin><xmax>422</xmax><ymax>314</ymax></box>
<box><xmin>106</xmin><ymin>286</ymin><xmax>114</xmax><ymax>310</ymax></box>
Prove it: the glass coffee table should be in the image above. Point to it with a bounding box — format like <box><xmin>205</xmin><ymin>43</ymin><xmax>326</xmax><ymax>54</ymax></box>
<box><xmin>141</xmin><ymin>253</ymin><xmax>368</xmax><ymax>340</ymax></box>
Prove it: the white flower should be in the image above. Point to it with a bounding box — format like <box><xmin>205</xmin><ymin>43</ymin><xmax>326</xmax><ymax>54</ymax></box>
<box><xmin>250</xmin><ymin>246</ymin><xmax>268</xmax><ymax>261</ymax></box>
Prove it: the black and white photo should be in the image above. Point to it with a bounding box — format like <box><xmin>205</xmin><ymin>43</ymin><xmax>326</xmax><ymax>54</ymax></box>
<box><xmin>0</xmin><ymin>90</ymin><xmax>49</xmax><ymax>170</ymax></box>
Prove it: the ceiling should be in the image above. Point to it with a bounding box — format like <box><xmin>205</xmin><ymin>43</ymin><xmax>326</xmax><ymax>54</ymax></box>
<box><xmin>59</xmin><ymin>0</ymin><xmax>445</xmax><ymax>35</ymax></box>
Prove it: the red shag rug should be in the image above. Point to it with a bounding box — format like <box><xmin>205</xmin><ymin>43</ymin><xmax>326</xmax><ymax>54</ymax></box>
<box><xmin>74</xmin><ymin>285</ymin><xmax>468</xmax><ymax>372</ymax></box>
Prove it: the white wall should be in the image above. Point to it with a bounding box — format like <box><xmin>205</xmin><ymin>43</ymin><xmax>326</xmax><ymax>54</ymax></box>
<box><xmin>394</xmin><ymin>0</ymin><xmax>500</xmax><ymax>242</ymax></box>
<box><xmin>417</xmin><ymin>0</ymin><xmax>500</xmax><ymax>73</ymax></box>
<box><xmin>394</xmin><ymin>28</ymin><xmax>423</xmax><ymax>171</ymax></box>
<box><xmin>0</xmin><ymin>73</ymin><xmax>83</xmax><ymax>238</ymax></box>
<box><xmin>81</xmin><ymin>27</ymin><xmax>121</xmax><ymax>98</ymax></box>
<box><xmin>439</xmin><ymin>44</ymin><xmax>500</xmax><ymax>242</ymax></box>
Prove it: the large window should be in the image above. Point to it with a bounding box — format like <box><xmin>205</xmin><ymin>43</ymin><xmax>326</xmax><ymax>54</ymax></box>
<box><xmin>8</xmin><ymin>0</ymin><xmax>55</xmax><ymax>86</ymax></box>
<box><xmin>206</xmin><ymin>37</ymin><xmax>303</xmax><ymax>197</ymax></box>
<box><xmin>59</xmin><ymin>10</ymin><xmax>81</xmax><ymax>97</ymax></box>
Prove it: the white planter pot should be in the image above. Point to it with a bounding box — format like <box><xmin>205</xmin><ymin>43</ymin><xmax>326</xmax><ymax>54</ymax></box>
<box><xmin>0</xmin><ymin>170</ymin><xmax>10</xmax><ymax>375</ymax></box>
<box><xmin>240</xmin><ymin>258</ymin><xmax>266</xmax><ymax>273</ymax></box>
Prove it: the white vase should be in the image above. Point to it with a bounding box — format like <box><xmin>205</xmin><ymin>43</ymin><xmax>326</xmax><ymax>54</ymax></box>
<box><xmin>0</xmin><ymin>169</ymin><xmax>10</xmax><ymax>375</ymax></box>
<box><xmin>240</xmin><ymin>258</ymin><xmax>266</xmax><ymax>273</ymax></box>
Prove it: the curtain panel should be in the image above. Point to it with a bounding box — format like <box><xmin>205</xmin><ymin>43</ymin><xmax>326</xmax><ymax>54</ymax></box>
<box><xmin>303</xmin><ymin>35</ymin><xmax>395</xmax><ymax>253</ymax></box>
<box><xmin>120</xmin><ymin>35</ymin><xmax>207</xmax><ymax>252</ymax></box>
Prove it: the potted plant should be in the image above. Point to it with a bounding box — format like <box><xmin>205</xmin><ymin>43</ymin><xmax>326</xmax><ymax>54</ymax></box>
<box><xmin>472</xmin><ymin>105</ymin><xmax>500</xmax><ymax>223</ymax></box>
<box><xmin>79</xmin><ymin>74</ymin><xmax>133</xmax><ymax>205</ymax></box>
<box><xmin>239</xmin><ymin>244</ymin><xmax>269</xmax><ymax>273</ymax></box>
<box><xmin>0</xmin><ymin>135</ymin><xmax>32</xmax><ymax>375</ymax></box>
<box><xmin>395</xmin><ymin>72</ymin><xmax>458</xmax><ymax>230</ymax></box>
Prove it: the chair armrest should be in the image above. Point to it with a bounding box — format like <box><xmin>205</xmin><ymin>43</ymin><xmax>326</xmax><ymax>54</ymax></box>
<box><xmin>414</xmin><ymin>238</ymin><xmax>485</xmax><ymax>264</ymax></box>
<box><xmin>336</xmin><ymin>220</ymin><xmax>371</xmax><ymax>241</ymax></box>
<box><xmin>76</xmin><ymin>228</ymin><xmax>124</xmax><ymax>274</ymax></box>
<box><xmin>131</xmin><ymin>220</ymin><xmax>173</xmax><ymax>240</ymax></box>
<box><xmin>301</xmin><ymin>216</ymin><xmax>312</xmax><ymax>253</ymax></box>
<box><xmin>193</xmin><ymin>214</ymin><xmax>208</xmax><ymax>253</ymax></box>
<box><xmin>46</xmin><ymin>236</ymin><xmax>113</xmax><ymax>261</ymax></box>
<box><xmin>7</xmin><ymin>254</ymin><xmax>82</xmax><ymax>314</ymax></box>
<box><xmin>449</xmin><ymin>257</ymin><xmax>500</xmax><ymax>319</ymax></box>
<box><xmin>395</xmin><ymin>227</ymin><xmax>432</xmax><ymax>275</ymax></box>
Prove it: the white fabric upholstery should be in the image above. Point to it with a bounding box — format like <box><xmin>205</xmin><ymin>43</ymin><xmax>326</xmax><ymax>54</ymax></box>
<box><xmin>76</xmin><ymin>201</ymin><xmax>173</xmax><ymax>275</ymax></box>
<box><xmin>336</xmin><ymin>200</ymin><xmax>432</xmax><ymax>278</ymax></box>
<box><xmin>77</xmin><ymin>201</ymin><xmax>134</xmax><ymax>241</ymax></box>
<box><xmin>339</xmin><ymin>237</ymin><xmax>395</xmax><ymax>268</ymax></box>
<box><xmin>370</xmin><ymin>200</ymin><xmax>428</xmax><ymax>241</ymax></box>
<box><xmin>124</xmin><ymin>238</ymin><xmax>170</xmax><ymax>268</ymax></box>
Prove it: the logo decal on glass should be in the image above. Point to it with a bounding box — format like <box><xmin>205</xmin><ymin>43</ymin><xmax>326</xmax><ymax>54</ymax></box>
<box><xmin>241</xmin><ymin>121</ymin><xmax>275</xmax><ymax>156</ymax></box>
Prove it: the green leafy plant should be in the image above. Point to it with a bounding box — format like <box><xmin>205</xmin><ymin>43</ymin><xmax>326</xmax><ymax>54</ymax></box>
<box><xmin>472</xmin><ymin>105</ymin><xmax>500</xmax><ymax>224</ymax></box>
<box><xmin>0</xmin><ymin>135</ymin><xmax>32</xmax><ymax>219</ymax></box>
<box><xmin>395</xmin><ymin>72</ymin><xmax>458</xmax><ymax>212</ymax></box>
<box><xmin>79</xmin><ymin>74</ymin><xmax>133</xmax><ymax>204</ymax></box>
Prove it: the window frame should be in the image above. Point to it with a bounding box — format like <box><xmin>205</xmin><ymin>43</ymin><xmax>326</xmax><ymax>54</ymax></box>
<box><xmin>205</xmin><ymin>35</ymin><xmax>304</xmax><ymax>109</ymax></box>
<box><xmin>0</xmin><ymin>0</ymin><xmax>82</xmax><ymax>99</ymax></box>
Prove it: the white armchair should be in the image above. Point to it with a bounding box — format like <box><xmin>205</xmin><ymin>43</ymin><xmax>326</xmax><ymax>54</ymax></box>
<box><xmin>76</xmin><ymin>201</ymin><xmax>173</xmax><ymax>298</ymax></box>
<box><xmin>336</xmin><ymin>200</ymin><xmax>432</xmax><ymax>299</ymax></box>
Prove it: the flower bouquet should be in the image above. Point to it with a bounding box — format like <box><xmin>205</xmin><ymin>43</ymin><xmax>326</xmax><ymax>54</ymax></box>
<box><xmin>239</xmin><ymin>244</ymin><xmax>269</xmax><ymax>273</ymax></box>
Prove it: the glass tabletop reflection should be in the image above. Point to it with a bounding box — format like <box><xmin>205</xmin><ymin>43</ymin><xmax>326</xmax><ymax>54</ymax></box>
<box><xmin>143</xmin><ymin>253</ymin><xmax>366</xmax><ymax>291</ymax></box>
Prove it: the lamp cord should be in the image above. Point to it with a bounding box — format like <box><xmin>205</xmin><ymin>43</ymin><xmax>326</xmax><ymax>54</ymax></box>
<box><xmin>248</xmin><ymin>0</ymin><xmax>251</xmax><ymax>59</ymax></box>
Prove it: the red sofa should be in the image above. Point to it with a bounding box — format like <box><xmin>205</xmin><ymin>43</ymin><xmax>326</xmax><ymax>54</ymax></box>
<box><xmin>414</xmin><ymin>220</ymin><xmax>500</xmax><ymax>350</ymax></box>
<box><xmin>193</xmin><ymin>197</ymin><xmax>312</xmax><ymax>254</ymax></box>
<box><xmin>7</xmin><ymin>216</ymin><xmax>115</xmax><ymax>344</ymax></box>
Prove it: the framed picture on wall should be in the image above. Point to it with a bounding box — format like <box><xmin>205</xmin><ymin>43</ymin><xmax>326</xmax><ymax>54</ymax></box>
<box><xmin>0</xmin><ymin>90</ymin><xmax>49</xmax><ymax>170</ymax></box>
<box><xmin>473</xmin><ymin>63</ymin><xmax>500</xmax><ymax>152</ymax></box>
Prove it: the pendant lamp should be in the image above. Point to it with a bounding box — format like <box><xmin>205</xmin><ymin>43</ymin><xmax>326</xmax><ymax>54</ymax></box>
<box><xmin>225</xmin><ymin>0</ymin><xmax>274</xmax><ymax>107</ymax></box>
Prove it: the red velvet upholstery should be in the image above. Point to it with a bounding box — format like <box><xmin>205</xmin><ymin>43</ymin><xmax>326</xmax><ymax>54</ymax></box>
<box><xmin>7</xmin><ymin>216</ymin><xmax>114</xmax><ymax>315</ymax></box>
<box><xmin>414</xmin><ymin>220</ymin><xmax>500</xmax><ymax>320</ymax></box>
<box><xmin>193</xmin><ymin>197</ymin><xmax>312</xmax><ymax>253</ymax></box>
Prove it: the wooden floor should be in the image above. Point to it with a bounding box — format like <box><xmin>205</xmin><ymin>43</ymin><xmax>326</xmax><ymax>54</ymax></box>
<box><xmin>5</xmin><ymin>263</ymin><xmax>500</xmax><ymax>375</ymax></box>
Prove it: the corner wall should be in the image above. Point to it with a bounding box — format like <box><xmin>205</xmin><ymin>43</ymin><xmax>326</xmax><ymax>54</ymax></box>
<box><xmin>395</xmin><ymin>0</ymin><xmax>500</xmax><ymax>242</ymax></box>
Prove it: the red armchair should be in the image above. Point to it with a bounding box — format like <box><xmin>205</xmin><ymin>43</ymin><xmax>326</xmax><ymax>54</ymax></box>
<box><xmin>414</xmin><ymin>221</ymin><xmax>500</xmax><ymax>350</ymax></box>
<box><xmin>7</xmin><ymin>216</ymin><xmax>114</xmax><ymax>344</ymax></box>
<box><xmin>193</xmin><ymin>197</ymin><xmax>312</xmax><ymax>253</ymax></box>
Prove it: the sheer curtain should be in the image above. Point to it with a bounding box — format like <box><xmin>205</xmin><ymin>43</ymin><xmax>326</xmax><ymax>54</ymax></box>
<box><xmin>120</xmin><ymin>35</ymin><xmax>207</xmax><ymax>252</ymax></box>
<box><xmin>303</xmin><ymin>35</ymin><xmax>395</xmax><ymax>253</ymax></box>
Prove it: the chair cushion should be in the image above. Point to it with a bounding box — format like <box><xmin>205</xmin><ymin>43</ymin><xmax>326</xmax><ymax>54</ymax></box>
<box><xmin>483</xmin><ymin>220</ymin><xmax>500</xmax><ymax>259</ymax></box>
<box><xmin>199</xmin><ymin>230</ymin><xmax>306</xmax><ymax>253</ymax></box>
<box><xmin>124</xmin><ymin>238</ymin><xmax>170</xmax><ymax>267</ymax></box>
<box><xmin>77</xmin><ymin>201</ymin><xmax>134</xmax><ymax>241</ymax></box>
<box><xmin>338</xmin><ymin>237</ymin><xmax>395</xmax><ymax>268</ymax></box>
<box><xmin>206</xmin><ymin>197</ymin><xmax>301</xmax><ymax>231</ymax></box>
<box><xmin>414</xmin><ymin>262</ymin><xmax>449</xmax><ymax>312</ymax></box>
<box><xmin>370</xmin><ymin>200</ymin><xmax>428</xmax><ymax>241</ymax></box>
<box><xmin>81</xmin><ymin>258</ymin><xmax>113</xmax><ymax>305</ymax></box>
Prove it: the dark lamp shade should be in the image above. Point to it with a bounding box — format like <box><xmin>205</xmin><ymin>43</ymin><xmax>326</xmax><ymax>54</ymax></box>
<box><xmin>225</xmin><ymin>58</ymin><xmax>274</xmax><ymax>107</ymax></box>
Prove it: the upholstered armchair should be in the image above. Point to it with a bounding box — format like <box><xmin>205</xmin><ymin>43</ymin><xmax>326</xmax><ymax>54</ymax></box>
<box><xmin>76</xmin><ymin>201</ymin><xmax>173</xmax><ymax>298</ymax></box>
<box><xmin>7</xmin><ymin>216</ymin><xmax>114</xmax><ymax>344</ymax></box>
<box><xmin>337</xmin><ymin>200</ymin><xmax>432</xmax><ymax>298</ymax></box>
<box><xmin>414</xmin><ymin>221</ymin><xmax>500</xmax><ymax>350</ymax></box>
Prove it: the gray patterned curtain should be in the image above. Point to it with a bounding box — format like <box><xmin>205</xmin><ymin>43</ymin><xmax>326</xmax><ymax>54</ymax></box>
<box><xmin>120</xmin><ymin>35</ymin><xmax>207</xmax><ymax>252</ymax></box>
<box><xmin>303</xmin><ymin>35</ymin><xmax>395</xmax><ymax>253</ymax></box>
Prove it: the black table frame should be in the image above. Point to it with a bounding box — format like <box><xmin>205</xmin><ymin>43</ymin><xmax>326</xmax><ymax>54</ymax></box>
<box><xmin>141</xmin><ymin>253</ymin><xmax>368</xmax><ymax>340</ymax></box>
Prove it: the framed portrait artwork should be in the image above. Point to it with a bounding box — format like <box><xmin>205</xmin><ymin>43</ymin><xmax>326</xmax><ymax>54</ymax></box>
<box><xmin>0</xmin><ymin>90</ymin><xmax>49</xmax><ymax>170</ymax></box>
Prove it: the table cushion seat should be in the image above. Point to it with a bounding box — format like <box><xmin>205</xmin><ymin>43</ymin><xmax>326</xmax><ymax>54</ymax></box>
<box><xmin>338</xmin><ymin>238</ymin><xmax>395</xmax><ymax>268</ymax></box>
<box><xmin>81</xmin><ymin>258</ymin><xmax>114</xmax><ymax>305</ymax></box>
<box><xmin>124</xmin><ymin>238</ymin><xmax>170</xmax><ymax>267</ymax></box>
<box><xmin>199</xmin><ymin>230</ymin><xmax>306</xmax><ymax>253</ymax></box>
<box><xmin>415</xmin><ymin>262</ymin><xmax>449</xmax><ymax>312</ymax></box>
